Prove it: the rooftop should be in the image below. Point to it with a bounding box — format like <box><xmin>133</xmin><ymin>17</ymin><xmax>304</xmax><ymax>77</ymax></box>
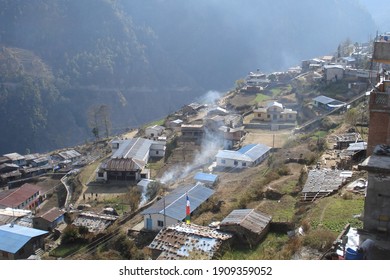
<box><xmin>194</xmin><ymin>172</ymin><xmax>218</xmax><ymax>183</ymax></box>
<box><xmin>36</xmin><ymin>207</ymin><xmax>65</xmax><ymax>223</ymax></box>
<box><xmin>220</xmin><ymin>209</ymin><xmax>272</xmax><ymax>234</ymax></box>
<box><xmin>58</xmin><ymin>149</ymin><xmax>81</xmax><ymax>160</ymax></box>
<box><xmin>359</xmin><ymin>145</ymin><xmax>390</xmax><ymax>173</ymax></box>
<box><xmin>0</xmin><ymin>224</ymin><xmax>48</xmax><ymax>254</ymax></box>
<box><xmin>3</xmin><ymin>152</ymin><xmax>25</xmax><ymax>161</ymax></box>
<box><xmin>0</xmin><ymin>183</ymin><xmax>41</xmax><ymax>208</ymax></box>
<box><xmin>112</xmin><ymin>138</ymin><xmax>154</xmax><ymax>160</ymax></box>
<box><xmin>141</xmin><ymin>182</ymin><xmax>214</xmax><ymax>221</ymax></box>
<box><xmin>216</xmin><ymin>144</ymin><xmax>271</xmax><ymax>162</ymax></box>
<box><xmin>148</xmin><ymin>222</ymin><xmax>232</xmax><ymax>260</ymax></box>
<box><xmin>301</xmin><ymin>169</ymin><xmax>345</xmax><ymax>201</ymax></box>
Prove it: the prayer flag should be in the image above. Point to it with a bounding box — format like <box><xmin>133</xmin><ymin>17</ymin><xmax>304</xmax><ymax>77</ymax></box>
<box><xmin>186</xmin><ymin>193</ymin><xmax>191</xmax><ymax>224</ymax></box>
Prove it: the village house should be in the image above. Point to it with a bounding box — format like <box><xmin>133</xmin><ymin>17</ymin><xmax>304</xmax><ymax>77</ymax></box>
<box><xmin>0</xmin><ymin>170</ymin><xmax>22</xmax><ymax>185</ymax></box>
<box><xmin>0</xmin><ymin>223</ymin><xmax>48</xmax><ymax>260</ymax></box>
<box><xmin>147</xmin><ymin>222</ymin><xmax>232</xmax><ymax>260</ymax></box>
<box><xmin>0</xmin><ymin>183</ymin><xmax>41</xmax><ymax>210</ymax></box>
<box><xmin>0</xmin><ymin>163</ymin><xmax>19</xmax><ymax>174</ymax></box>
<box><xmin>97</xmin><ymin>138</ymin><xmax>165</xmax><ymax>182</ymax></box>
<box><xmin>333</xmin><ymin>133</ymin><xmax>363</xmax><ymax>150</ymax></box>
<box><xmin>301</xmin><ymin>58</ymin><xmax>325</xmax><ymax>72</ymax></box>
<box><xmin>323</xmin><ymin>65</ymin><xmax>345</xmax><ymax>82</ymax></box>
<box><xmin>180</xmin><ymin>124</ymin><xmax>204</xmax><ymax>145</ymax></box>
<box><xmin>218</xmin><ymin>126</ymin><xmax>246</xmax><ymax>149</ymax></box>
<box><xmin>313</xmin><ymin>95</ymin><xmax>346</xmax><ymax>111</ymax></box>
<box><xmin>219</xmin><ymin>209</ymin><xmax>272</xmax><ymax>248</ymax></box>
<box><xmin>3</xmin><ymin>152</ymin><xmax>26</xmax><ymax>167</ymax></box>
<box><xmin>33</xmin><ymin>207</ymin><xmax>65</xmax><ymax>231</ymax></box>
<box><xmin>252</xmin><ymin>101</ymin><xmax>297</xmax><ymax>123</ymax></box>
<box><xmin>145</xmin><ymin>125</ymin><xmax>165</xmax><ymax>138</ymax></box>
<box><xmin>168</xmin><ymin>119</ymin><xmax>183</xmax><ymax>131</ymax></box>
<box><xmin>336</xmin><ymin>56</ymin><xmax>356</xmax><ymax>68</ymax></box>
<box><xmin>193</xmin><ymin>172</ymin><xmax>218</xmax><ymax>187</ymax></box>
<box><xmin>215</xmin><ymin>143</ymin><xmax>271</xmax><ymax>169</ymax></box>
<box><xmin>300</xmin><ymin>169</ymin><xmax>346</xmax><ymax>202</ymax></box>
<box><xmin>56</xmin><ymin>149</ymin><xmax>82</xmax><ymax>163</ymax></box>
<box><xmin>182</xmin><ymin>102</ymin><xmax>206</xmax><ymax>115</ymax></box>
<box><xmin>245</xmin><ymin>70</ymin><xmax>269</xmax><ymax>86</ymax></box>
<box><xmin>141</xmin><ymin>182</ymin><xmax>214</xmax><ymax>231</ymax></box>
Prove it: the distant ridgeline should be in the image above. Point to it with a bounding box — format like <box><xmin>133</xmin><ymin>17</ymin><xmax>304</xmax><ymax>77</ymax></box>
<box><xmin>0</xmin><ymin>0</ymin><xmax>376</xmax><ymax>154</ymax></box>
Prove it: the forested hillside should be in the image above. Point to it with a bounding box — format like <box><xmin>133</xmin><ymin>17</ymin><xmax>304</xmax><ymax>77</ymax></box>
<box><xmin>0</xmin><ymin>0</ymin><xmax>377</xmax><ymax>154</ymax></box>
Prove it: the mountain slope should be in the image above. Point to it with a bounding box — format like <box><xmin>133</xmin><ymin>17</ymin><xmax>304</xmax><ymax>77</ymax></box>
<box><xmin>0</xmin><ymin>0</ymin><xmax>378</xmax><ymax>154</ymax></box>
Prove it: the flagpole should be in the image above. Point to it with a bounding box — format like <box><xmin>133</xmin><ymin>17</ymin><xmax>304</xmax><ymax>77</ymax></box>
<box><xmin>163</xmin><ymin>196</ymin><xmax>166</xmax><ymax>228</ymax></box>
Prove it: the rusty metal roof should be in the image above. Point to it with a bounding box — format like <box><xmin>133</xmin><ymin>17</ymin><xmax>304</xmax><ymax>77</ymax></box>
<box><xmin>105</xmin><ymin>158</ymin><xmax>144</xmax><ymax>171</ymax></box>
<box><xmin>220</xmin><ymin>209</ymin><xmax>272</xmax><ymax>234</ymax></box>
<box><xmin>37</xmin><ymin>207</ymin><xmax>65</xmax><ymax>223</ymax></box>
<box><xmin>0</xmin><ymin>183</ymin><xmax>41</xmax><ymax>208</ymax></box>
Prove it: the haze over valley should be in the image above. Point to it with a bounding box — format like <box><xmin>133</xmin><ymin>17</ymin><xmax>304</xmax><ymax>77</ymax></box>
<box><xmin>0</xmin><ymin>0</ymin><xmax>379</xmax><ymax>154</ymax></box>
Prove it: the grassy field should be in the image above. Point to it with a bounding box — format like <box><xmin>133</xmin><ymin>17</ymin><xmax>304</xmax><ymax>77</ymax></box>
<box><xmin>305</xmin><ymin>194</ymin><xmax>364</xmax><ymax>232</ymax></box>
<box><xmin>222</xmin><ymin>233</ymin><xmax>290</xmax><ymax>260</ymax></box>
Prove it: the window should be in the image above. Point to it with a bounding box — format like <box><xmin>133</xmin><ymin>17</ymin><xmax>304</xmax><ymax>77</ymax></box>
<box><xmin>234</xmin><ymin>161</ymin><xmax>238</xmax><ymax>166</ymax></box>
<box><xmin>242</xmin><ymin>162</ymin><xmax>247</xmax><ymax>167</ymax></box>
<box><xmin>157</xmin><ymin>220</ymin><xmax>164</xmax><ymax>227</ymax></box>
<box><xmin>156</xmin><ymin>151</ymin><xmax>159</xmax><ymax>155</ymax></box>
<box><xmin>221</xmin><ymin>159</ymin><xmax>226</xmax><ymax>164</ymax></box>
<box><xmin>98</xmin><ymin>172</ymin><xmax>104</xmax><ymax>177</ymax></box>
<box><xmin>289</xmin><ymin>114</ymin><xmax>292</xmax><ymax>119</ymax></box>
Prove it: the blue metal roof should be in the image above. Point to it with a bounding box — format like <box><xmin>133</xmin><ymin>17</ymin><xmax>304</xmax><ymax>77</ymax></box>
<box><xmin>194</xmin><ymin>172</ymin><xmax>218</xmax><ymax>183</ymax></box>
<box><xmin>0</xmin><ymin>224</ymin><xmax>48</xmax><ymax>254</ymax></box>
<box><xmin>237</xmin><ymin>144</ymin><xmax>257</xmax><ymax>154</ymax></box>
<box><xmin>141</xmin><ymin>182</ymin><xmax>214</xmax><ymax>220</ymax></box>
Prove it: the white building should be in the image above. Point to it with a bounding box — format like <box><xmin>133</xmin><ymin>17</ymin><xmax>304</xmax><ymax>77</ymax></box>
<box><xmin>145</xmin><ymin>125</ymin><xmax>165</xmax><ymax>138</ymax></box>
<box><xmin>141</xmin><ymin>182</ymin><xmax>214</xmax><ymax>231</ymax></box>
<box><xmin>216</xmin><ymin>144</ymin><xmax>271</xmax><ymax>169</ymax></box>
<box><xmin>97</xmin><ymin>138</ymin><xmax>165</xmax><ymax>182</ymax></box>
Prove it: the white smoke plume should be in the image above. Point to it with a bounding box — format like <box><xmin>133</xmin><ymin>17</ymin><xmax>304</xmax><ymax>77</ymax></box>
<box><xmin>159</xmin><ymin>127</ymin><xmax>223</xmax><ymax>185</ymax></box>
<box><xmin>197</xmin><ymin>90</ymin><xmax>223</xmax><ymax>106</ymax></box>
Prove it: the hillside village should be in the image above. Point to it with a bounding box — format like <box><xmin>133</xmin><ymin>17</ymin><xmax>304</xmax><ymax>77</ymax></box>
<box><xmin>1</xmin><ymin>36</ymin><xmax>390</xmax><ymax>260</ymax></box>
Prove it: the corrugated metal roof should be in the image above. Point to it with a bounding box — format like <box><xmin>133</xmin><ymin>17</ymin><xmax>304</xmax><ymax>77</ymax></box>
<box><xmin>3</xmin><ymin>152</ymin><xmax>25</xmax><ymax>161</ymax></box>
<box><xmin>0</xmin><ymin>224</ymin><xmax>48</xmax><ymax>254</ymax></box>
<box><xmin>142</xmin><ymin>182</ymin><xmax>214</xmax><ymax>221</ymax></box>
<box><xmin>105</xmin><ymin>158</ymin><xmax>142</xmax><ymax>171</ymax></box>
<box><xmin>37</xmin><ymin>207</ymin><xmax>65</xmax><ymax>223</ymax></box>
<box><xmin>220</xmin><ymin>209</ymin><xmax>272</xmax><ymax>234</ymax></box>
<box><xmin>347</xmin><ymin>142</ymin><xmax>367</xmax><ymax>151</ymax></box>
<box><xmin>0</xmin><ymin>183</ymin><xmax>40</xmax><ymax>208</ymax></box>
<box><xmin>112</xmin><ymin>138</ymin><xmax>153</xmax><ymax>161</ymax></box>
<box><xmin>194</xmin><ymin>172</ymin><xmax>218</xmax><ymax>183</ymax></box>
<box><xmin>58</xmin><ymin>149</ymin><xmax>81</xmax><ymax>160</ymax></box>
<box><xmin>217</xmin><ymin>144</ymin><xmax>271</xmax><ymax>162</ymax></box>
<box><xmin>313</xmin><ymin>95</ymin><xmax>336</xmax><ymax>104</ymax></box>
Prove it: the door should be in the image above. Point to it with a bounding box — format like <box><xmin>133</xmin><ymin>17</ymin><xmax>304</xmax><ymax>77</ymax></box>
<box><xmin>146</xmin><ymin>218</ymin><xmax>153</xmax><ymax>230</ymax></box>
